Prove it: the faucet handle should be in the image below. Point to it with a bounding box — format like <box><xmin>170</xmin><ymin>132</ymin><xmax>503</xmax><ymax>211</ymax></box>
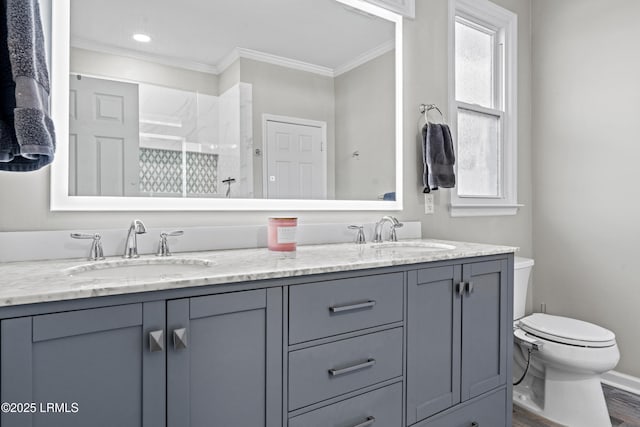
<box><xmin>71</xmin><ymin>233</ymin><xmax>105</xmax><ymax>261</ymax></box>
<box><xmin>348</xmin><ymin>225</ymin><xmax>366</xmax><ymax>244</ymax></box>
<box><xmin>71</xmin><ymin>232</ymin><xmax>96</xmax><ymax>239</ymax></box>
<box><xmin>157</xmin><ymin>230</ymin><xmax>184</xmax><ymax>256</ymax></box>
<box><xmin>389</xmin><ymin>222</ymin><xmax>403</xmax><ymax>242</ymax></box>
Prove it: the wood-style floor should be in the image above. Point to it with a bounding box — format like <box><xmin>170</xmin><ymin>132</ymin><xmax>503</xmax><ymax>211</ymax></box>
<box><xmin>512</xmin><ymin>385</ymin><xmax>640</xmax><ymax>427</ymax></box>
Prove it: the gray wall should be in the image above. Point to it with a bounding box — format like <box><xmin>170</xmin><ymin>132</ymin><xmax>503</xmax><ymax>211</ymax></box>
<box><xmin>0</xmin><ymin>0</ymin><xmax>532</xmax><ymax>289</ymax></box>
<box><xmin>405</xmin><ymin>0</ymin><xmax>533</xmax><ymax>253</ymax></box>
<box><xmin>335</xmin><ymin>51</ymin><xmax>396</xmax><ymax>200</ymax></box>
<box><xmin>238</xmin><ymin>58</ymin><xmax>336</xmax><ymax>199</ymax></box>
<box><xmin>532</xmin><ymin>0</ymin><xmax>640</xmax><ymax>377</ymax></box>
<box><xmin>219</xmin><ymin>59</ymin><xmax>240</xmax><ymax>94</ymax></box>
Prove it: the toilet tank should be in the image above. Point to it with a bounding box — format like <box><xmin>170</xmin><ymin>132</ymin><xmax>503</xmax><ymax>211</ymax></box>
<box><xmin>514</xmin><ymin>257</ymin><xmax>534</xmax><ymax>320</ymax></box>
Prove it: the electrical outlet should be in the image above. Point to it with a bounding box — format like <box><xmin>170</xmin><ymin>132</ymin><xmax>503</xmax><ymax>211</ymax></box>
<box><xmin>424</xmin><ymin>194</ymin><xmax>434</xmax><ymax>214</ymax></box>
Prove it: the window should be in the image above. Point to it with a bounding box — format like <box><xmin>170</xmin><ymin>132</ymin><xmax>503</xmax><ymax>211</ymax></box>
<box><xmin>450</xmin><ymin>0</ymin><xmax>520</xmax><ymax>216</ymax></box>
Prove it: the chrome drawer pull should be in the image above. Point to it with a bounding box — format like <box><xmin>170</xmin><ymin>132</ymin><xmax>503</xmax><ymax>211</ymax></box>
<box><xmin>328</xmin><ymin>358</ymin><xmax>376</xmax><ymax>377</ymax></box>
<box><xmin>329</xmin><ymin>300</ymin><xmax>376</xmax><ymax>313</ymax></box>
<box><xmin>351</xmin><ymin>416</ymin><xmax>376</xmax><ymax>427</ymax></box>
<box><xmin>471</xmin><ymin>422</ymin><xmax>479</xmax><ymax>427</ymax></box>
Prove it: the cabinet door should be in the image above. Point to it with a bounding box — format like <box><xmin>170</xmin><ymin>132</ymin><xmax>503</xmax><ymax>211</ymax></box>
<box><xmin>0</xmin><ymin>302</ymin><xmax>165</xmax><ymax>427</ymax></box>
<box><xmin>461</xmin><ymin>259</ymin><xmax>508</xmax><ymax>401</ymax></box>
<box><xmin>167</xmin><ymin>288</ymin><xmax>282</xmax><ymax>427</ymax></box>
<box><xmin>406</xmin><ymin>265</ymin><xmax>462</xmax><ymax>425</ymax></box>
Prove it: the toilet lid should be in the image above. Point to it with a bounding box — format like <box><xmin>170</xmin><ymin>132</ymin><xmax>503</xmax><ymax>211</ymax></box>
<box><xmin>519</xmin><ymin>313</ymin><xmax>616</xmax><ymax>347</ymax></box>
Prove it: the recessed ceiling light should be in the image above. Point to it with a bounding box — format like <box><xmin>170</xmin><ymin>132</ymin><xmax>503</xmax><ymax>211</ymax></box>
<box><xmin>133</xmin><ymin>33</ymin><xmax>151</xmax><ymax>43</ymax></box>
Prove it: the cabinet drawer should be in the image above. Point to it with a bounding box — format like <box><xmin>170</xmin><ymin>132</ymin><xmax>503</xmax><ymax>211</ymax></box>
<box><xmin>417</xmin><ymin>389</ymin><xmax>506</xmax><ymax>427</ymax></box>
<box><xmin>289</xmin><ymin>273</ymin><xmax>403</xmax><ymax>344</ymax></box>
<box><xmin>289</xmin><ymin>382</ymin><xmax>402</xmax><ymax>427</ymax></box>
<box><xmin>288</xmin><ymin>328</ymin><xmax>403</xmax><ymax>410</ymax></box>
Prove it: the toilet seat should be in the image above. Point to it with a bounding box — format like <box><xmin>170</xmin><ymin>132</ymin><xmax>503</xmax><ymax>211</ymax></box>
<box><xmin>518</xmin><ymin>313</ymin><xmax>616</xmax><ymax>348</ymax></box>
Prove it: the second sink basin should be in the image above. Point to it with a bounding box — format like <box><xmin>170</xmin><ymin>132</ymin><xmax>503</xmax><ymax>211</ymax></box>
<box><xmin>65</xmin><ymin>257</ymin><xmax>214</xmax><ymax>280</ymax></box>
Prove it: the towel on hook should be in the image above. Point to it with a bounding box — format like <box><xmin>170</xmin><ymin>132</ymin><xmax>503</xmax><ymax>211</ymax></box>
<box><xmin>422</xmin><ymin>122</ymin><xmax>455</xmax><ymax>193</ymax></box>
<box><xmin>0</xmin><ymin>0</ymin><xmax>56</xmax><ymax>172</ymax></box>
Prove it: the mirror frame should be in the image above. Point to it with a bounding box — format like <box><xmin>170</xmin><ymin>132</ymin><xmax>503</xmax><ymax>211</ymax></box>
<box><xmin>50</xmin><ymin>0</ymin><xmax>403</xmax><ymax>211</ymax></box>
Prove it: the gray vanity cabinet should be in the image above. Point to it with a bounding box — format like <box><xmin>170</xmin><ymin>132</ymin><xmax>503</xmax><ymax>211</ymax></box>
<box><xmin>460</xmin><ymin>260</ymin><xmax>508</xmax><ymax>401</ymax></box>
<box><xmin>406</xmin><ymin>265</ymin><xmax>462</xmax><ymax>425</ymax></box>
<box><xmin>0</xmin><ymin>289</ymin><xmax>282</xmax><ymax>427</ymax></box>
<box><xmin>0</xmin><ymin>253</ymin><xmax>512</xmax><ymax>427</ymax></box>
<box><xmin>0</xmin><ymin>302</ymin><xmax>166</xmax><ymax>427</ymax></box>
<box><xmin>166</xmin><ymin>288</ymin><xmax>282</xmax><ymax>427</ymax></box>
<box><xmin>406</xmin><ymin>259</ymin><xmax>509</xmax><ymax>426</ymax></box>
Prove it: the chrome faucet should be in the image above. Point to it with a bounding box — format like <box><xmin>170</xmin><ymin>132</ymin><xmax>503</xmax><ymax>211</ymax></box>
<box><xmin>123</xmin><ymin>219</ymin><xmax>147</xmax><ymax>258</ymax></box>
<box><xmin>373</xmin><ymin>216</ymin><xmax>402</xmax><ymax>243</ymax></box>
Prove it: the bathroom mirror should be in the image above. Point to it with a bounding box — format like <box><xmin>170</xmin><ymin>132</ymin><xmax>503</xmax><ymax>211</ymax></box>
<box><xmin>50</xmin><ymin>0</ymin><xmax>403</xmax><ymax>210</ymax></box>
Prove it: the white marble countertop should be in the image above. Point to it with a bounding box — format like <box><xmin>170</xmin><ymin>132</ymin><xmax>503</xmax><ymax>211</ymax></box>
<box><xmin>0</xmin><ymin>239</ymin><xmax>517</xmax><ymax>307</ymax></box>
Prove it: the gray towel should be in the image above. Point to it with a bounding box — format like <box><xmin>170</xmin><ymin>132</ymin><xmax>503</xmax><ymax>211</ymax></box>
<box><xmin>0</xmin><ymin>0</ymin><xmax>55</xmax><ymax>172</ymax></box>
<box><xmin>422</xmin><ymin>122</ymin><xmax>455</xmax><ymax>193</ymax></box>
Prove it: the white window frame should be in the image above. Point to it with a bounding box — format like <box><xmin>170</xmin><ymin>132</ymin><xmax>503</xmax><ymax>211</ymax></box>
<box><xmin>448</xmin><ymin>0</ymin><xmax>521</xmax><ymax>217</ymax></box>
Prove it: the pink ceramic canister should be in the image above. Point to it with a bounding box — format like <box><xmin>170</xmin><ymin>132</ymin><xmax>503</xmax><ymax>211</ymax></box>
<box><xmin>268</xmin><ymin>217</ymin><xmax>298</xmax><ymax>252</ymax></box>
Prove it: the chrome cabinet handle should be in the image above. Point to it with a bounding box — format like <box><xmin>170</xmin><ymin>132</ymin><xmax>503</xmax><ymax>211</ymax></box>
<box><xmin>471</xmin><ymin>422</ymin><xmax>479</xmax><ymax>427</ymax></box>
<box><xmin>466</xmin><ymin>281</ymin><xmax>474</xmax><ymax>294</ymax></box>
<box><xmin>329</xmin><ymin>358</ymin><xmax>376</xmax><ymax>377</ymax></box>
<box><xmin>149</xmin><ymin>330</ymin><xmax>164</xmax><ymax>353</ymax></box>
<box><xmin>457</xmin><ymin>282</ymin><xmax>466</xmax><ymax>297</ymax></box>
<box><xmin>329</xmin><ymin>300</ymin><xmax>376</xmax><ymax>313</ymax></box>
<box><xmin>173</xmin><ymin>328</ymin><xmax>188</xmax><ymax>350</ymax></box>
<box><xmin>351</xmin><ymin>416</ymin><xmax>376</xmax><ymax>427</ymax></box>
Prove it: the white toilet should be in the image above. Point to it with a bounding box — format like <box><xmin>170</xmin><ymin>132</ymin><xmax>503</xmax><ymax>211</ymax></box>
<box><xmin>512</xmin><ymin>257</ymin><xmax>620</xmax><ymax>427</ymax></box>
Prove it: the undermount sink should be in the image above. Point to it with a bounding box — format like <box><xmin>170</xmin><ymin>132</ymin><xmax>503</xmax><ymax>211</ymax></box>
<box><xmin>65</xmin><ymin>257</ymin><xmax>214</xmax><ymax>280</ymax></box>
<box><xmin>370</xmin><ymin>241</ymin><xmax>456</xmax><ymax>251</ymax></box>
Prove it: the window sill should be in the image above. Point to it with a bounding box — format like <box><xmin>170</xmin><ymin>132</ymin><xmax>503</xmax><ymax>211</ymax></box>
<box><xmin>449</xmin><ymin>203</ymin><xmax>523</xmax><ymax>217</ymax></box>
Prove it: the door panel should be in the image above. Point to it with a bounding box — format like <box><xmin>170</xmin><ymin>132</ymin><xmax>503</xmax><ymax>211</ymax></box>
<box><xmin>167</xmin><ymin>288</ymin><xmax>282</xmax><ymax>427</ymax></box>
<box><xmin>265</xmin><ymin>120</ymin><xmax>326</xmax><ymax>199</ymax></box>
<box><xmin>406</xmin><ymin>266</ymin><xmax>462</xmax><ymax>425</ymax></box>
<box><xmin>461</xmin><ymin>260</ymin><xmax>508</xmax><ymax>400</ymax></box>
<box><xmin>69</xmin><ymin>75</ymin><xmax>139</xmax><ymax>196</ymax></box>
<box><xmin>0</xmin><ymin>302</ymin><xmax>165</xmax><ymax>427</ymax></box>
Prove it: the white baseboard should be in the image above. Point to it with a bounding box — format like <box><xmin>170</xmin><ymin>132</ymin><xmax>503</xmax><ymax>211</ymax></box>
<box><xmin>602</xmin><ymin>370</ymin><xmax>640</xmax><ymax>396</ymax></box>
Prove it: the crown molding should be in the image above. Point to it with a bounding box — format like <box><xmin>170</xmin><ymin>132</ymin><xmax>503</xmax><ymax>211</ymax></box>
<box><xmin>72</xmin><ymin>37</ymin><xmax>394</xmax><ymax>79</ymax></box>
<box><xmin>334</xmin><ymin>40</ymin><xmax>395</xmax><ymax>76</ymax></box>
<box><xmin>217</xmin><ymin>48</ymin><xmax>241</xmax><ymax>75</ymax></box>
<box><xmin>224</xmin><ymin>47</ymin><xmax>335</xmax><ymax>77</ymax></box>
<box><xmin>71</xmin><ymin>37</ymin><xmax>219</xmax><ymax>75</ymax></box>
